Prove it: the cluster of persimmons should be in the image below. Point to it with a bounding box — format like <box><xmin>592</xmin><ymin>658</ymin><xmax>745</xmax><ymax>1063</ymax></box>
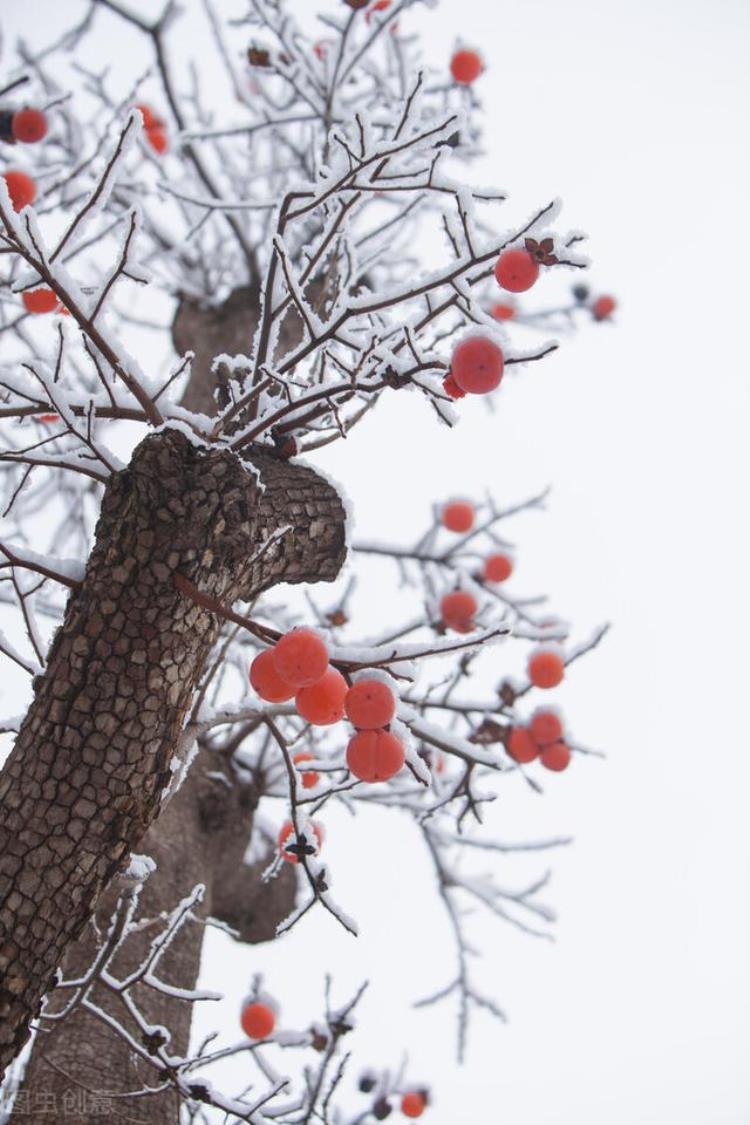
<box><xmin>252</xmin><ymin>632</ymin><xmax>403</xmax><ymax>792</ymax></box>
<box><xmin>437</xmin><ymin>499</ymin><xmax>572</xmax><ymax>772</ymax></box>
<box><xmin>250</xmin><ymin>491</ymin><xmax>573</xmax><ymax>876</ymax></box>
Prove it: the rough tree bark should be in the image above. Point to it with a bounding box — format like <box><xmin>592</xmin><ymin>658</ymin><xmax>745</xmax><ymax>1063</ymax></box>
<box><xmin>173</xmin><ymin>285</ymin><xmax>263</xmax><ymax>417</ymax></box>
<box><xmin>6</xmin><ymin>743</ymin><xmax>296</xmax><ymax>1124</ymax></box>
<box><xmin>0</xmin><ymin>288</ymin><xmax>347</xmax><ymax>1114</ymax></box>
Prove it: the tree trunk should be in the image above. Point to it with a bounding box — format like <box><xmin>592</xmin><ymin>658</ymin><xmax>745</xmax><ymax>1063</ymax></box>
<box><xmin>0</xmin><ymin>423</ymin><xmax>347</xmax><ymax>1086</ymax></box>
<box><xmin>6</xmin><ymin>743</ymin><xmax>296</xmax><ymax>1124</ymax></box>
<box><xmin>172</xmin><ymin>284</ymin><xmax>263</xmax><ymax>417</ymax></box>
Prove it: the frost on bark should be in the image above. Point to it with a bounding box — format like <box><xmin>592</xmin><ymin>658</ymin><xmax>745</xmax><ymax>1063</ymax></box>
<box><xmin>0</xmin><ymin>419</ymin><xmax>347</xmax><ymax>1085</ymax></box>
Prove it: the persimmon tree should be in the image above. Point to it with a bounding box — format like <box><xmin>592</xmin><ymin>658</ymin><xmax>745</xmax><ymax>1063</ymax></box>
<box><xmin>0</xmin><ymin>1</ymin><xmax>614</xmax><ymax>1121</ymax></box>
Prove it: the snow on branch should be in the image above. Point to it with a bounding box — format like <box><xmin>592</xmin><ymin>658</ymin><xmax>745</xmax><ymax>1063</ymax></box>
<box><xmin>0</xmin><ymin>0</ymin><xmax>615</xmax><ymax>1110</ymax></box>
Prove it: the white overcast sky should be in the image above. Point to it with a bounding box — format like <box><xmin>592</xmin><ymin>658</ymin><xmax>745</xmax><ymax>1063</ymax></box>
<box><xmin>2</xmin><ymin>1</ymin><xmax>750</xmax><ymax>1123</ymax></box>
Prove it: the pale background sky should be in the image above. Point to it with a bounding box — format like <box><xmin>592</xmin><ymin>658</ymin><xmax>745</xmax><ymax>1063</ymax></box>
<box><xmin>2</xmin><ymin>1</ymin><xmax>750</xmax><ymax>1123</ymax></box>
